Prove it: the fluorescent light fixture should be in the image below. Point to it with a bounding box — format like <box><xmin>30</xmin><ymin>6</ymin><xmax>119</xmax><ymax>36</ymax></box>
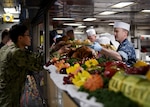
<box><xmin>63</xmin><ymin>23</ymin><xmax>82</xmax><ymax>26</ymax></box>
<box><xmin>52</xmin><ymin>18</ymin><xmax>75</xmax><ymax>20</ymax></box>
<box><xmin>137</xmin><ymin>26</ymin><xmax>150</xmax><ymax>30</ymax></box>
<box><xmin>83</xmin><ymin>18</ymin><xmax>96</xmax><ymax>21</ymax></box>
<box><xmin>99</xmin><ymin>11</ymin><xmax>117</xmax><ymax>15</ymax></box>
<box><xmin>141</xmin><ymin>10</ymin><xmax>150</xmax><ymax>13</ymax></box>
<box><xmin>111</xmin><ymin>2</ymin><xmax>134</xmax><ymax>8</ymax></box>
<box><xmin>77</xmin><ymin>26</ymin><xmax>86</xmax><ymax>28</ymax></box>
<box><xmin>108</xmin><ymin>23</ymin><xmax>114</xmax><ymax>26</ymax></box>
<box><xmin>13</xmin><ymin>19</ymin><xmax>20</xmax><ymax>22</ymax></box>
<box><xmin>4</xmin><ymin>8</ymin><xmax>20</xmax><ymax>14</ymax></box>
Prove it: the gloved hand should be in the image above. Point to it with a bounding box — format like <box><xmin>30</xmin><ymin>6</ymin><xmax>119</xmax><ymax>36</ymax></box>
<box><xmin>90</xmin><ymin>42</ymin><xmax>102</xmax><ymax>51</ymax></box>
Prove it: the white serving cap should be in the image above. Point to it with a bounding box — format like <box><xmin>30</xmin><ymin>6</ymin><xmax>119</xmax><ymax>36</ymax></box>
<box><xmin>53</xmin><ymin>35</ymin><xmax>62</xmax><ymax>42</ymax></box>
<box><xmin>86</xmin><ymin>28</ymin><xmax>96</xmax><ymax>36</ymax></box>
<box><xmin>114</xmin><ymin>21</ymin><xmax>130</xmax><ymax>31</ymax></box>
<box><xmin>96</xmin><ymin>36</ymin><xmax>111</xmax><ymax>45</ymax></box>
<box><xmin>64</xmin><ymin>26</ymin><xmax>74</xmax><ymax>33</ymax></box>
<box><xmin>54</xmin><ymin>35</ymin><xmax>62</xmax><ymax>39</ymax></box>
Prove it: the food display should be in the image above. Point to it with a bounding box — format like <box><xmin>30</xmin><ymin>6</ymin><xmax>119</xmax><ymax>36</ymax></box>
<box><xmin>65</xmin><ymin>39</ymin><xmax>92</xmax><ymax>46</ymax></box>
<box><xmin>45</xmin><ymin>39</ymin><xmax>150</xmax><ymax>107</ymax></box>
<box><xmin>67</xmin><ymin>46</ymin><xmax>95</xmax><ymax>59</ymax></box>
<box><xmin>100</xmin><ymin>44</ymin><xmax>116</xmax><ymax>50</ymax></box>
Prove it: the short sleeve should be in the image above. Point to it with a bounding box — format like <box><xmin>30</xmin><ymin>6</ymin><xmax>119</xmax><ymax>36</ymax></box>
<box><xmin>118</xmin><ymin>50</ymin><xmax>128</xmax><ymax>61</ymax></box>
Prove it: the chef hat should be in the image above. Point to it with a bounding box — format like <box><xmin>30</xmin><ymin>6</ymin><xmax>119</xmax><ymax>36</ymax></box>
<box><xmin>96</xmin><ymin>36</ymin><xmax>111</xmax><ymax>45</ymax></box>
<box><xmin>64</xmin><ymin>26</ymin><xmax>74</xmax><ymax>33</ymax></box>
<box><xmin>86</xmin><ymin>28</ymin><xmax>96</xmax><ymax>36</ymax></box>
<box><xmin>114</xmin><ymin>21</ymin><xmax>130</xmax><ymax>31</ymax></box>
<box><xmin>99</xmin><ymin>33</ymin><xmax>119</xmax><ymax>49</ymax></box>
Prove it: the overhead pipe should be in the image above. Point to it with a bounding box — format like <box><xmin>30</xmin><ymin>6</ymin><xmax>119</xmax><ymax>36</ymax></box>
<box><xmin>31</xmin><ymin>0</ymin><xmax>56</xmax><ymax>24</ymax></box>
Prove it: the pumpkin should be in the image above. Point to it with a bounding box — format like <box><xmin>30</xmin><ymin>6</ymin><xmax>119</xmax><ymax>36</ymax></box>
<box><xmin>83</xmin><ymin>74</ymin><xmax>103</xmax><ymax>91</ymax></box>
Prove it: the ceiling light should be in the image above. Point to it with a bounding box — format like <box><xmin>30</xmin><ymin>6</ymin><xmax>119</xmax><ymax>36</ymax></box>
<box><xmin>83</xmin><ymin>18</ymin><xmax>96</xmax><ymax>21</ymax></box>
<box><xmin>111</xmin><ymin>2</ymin><xmax>134</xmax><ymax>8</ymax></box>
<box><xmin>141</xmin><ymin>10</ymin><xmax>150</xmax><ymax>13</ymax></box>
<box><xmin>137</xmin><ymin>26</ymin><xmax>150</xmax><ymax>30</ymax></box>
<box><xmin>77</xmin><ymin>26</ymin><xmax>86</xmax><ymax>28</ymax></box>
<box><xmin>63</xmin><ymin>23</ymin><xmax>82</xmax><ymax>26</ymax></box>
<box><xmin>52</xmin><ymin>18</ymin><xmax>75</xmax><ymax>20</ymax></box>
<box><xmin>4</xmin><ymin>8</ymin><xmax>20</xmax><ymax>14</ymax></box>
<box><xmin>13</xmin><ymin>19</ymin><xmax>20</xmax><ymax>23</ymax></box>
<box><xmin>108</xmin><ymin>23</ymin><xmax>114</xmax><ymax>26</ymax></box>
<box><xmin>99</xmin><ymin>11</ymin><xmax>117</xmax><ymax>15</ymax></box>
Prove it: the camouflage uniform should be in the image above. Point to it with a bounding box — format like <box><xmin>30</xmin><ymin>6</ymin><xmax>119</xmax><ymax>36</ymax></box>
<box><xmin>117</xmin><ymin>39</ymin><xmax>136</xmax><ymax>66</ymax></box>
<box><xmin>0</xmin><ymin>43</ymin><xmax>43</xmax><ymax>107</ymax></box>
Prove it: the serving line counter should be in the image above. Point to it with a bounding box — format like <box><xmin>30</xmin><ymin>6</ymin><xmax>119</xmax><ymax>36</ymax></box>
<box><xmin>44</xmin><ymin>65</ymin><xmax>103</xmax><ymax>107</ymax></box>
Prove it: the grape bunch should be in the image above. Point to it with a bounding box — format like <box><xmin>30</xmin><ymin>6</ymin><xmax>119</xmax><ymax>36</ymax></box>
<box><xmin>63</xmin><ymin>73</ymin><xmax>74</xmax><ymax>84</ymax></box>
<box><xmin>45</xmin><ymin>60</ymin><xmax>53</xmax><ymax>67</ymax></box>
<box><xmin>60</xmin><ymin>68</ymin><xmax>67</xmax><ymax>74</ymax></box>
<box><xmin>126</xmin><ymin>65</ymin><xmax>150</xmax><ymax>75</ymax></box>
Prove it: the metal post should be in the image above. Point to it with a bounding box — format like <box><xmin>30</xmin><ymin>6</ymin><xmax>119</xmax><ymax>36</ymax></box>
<box><xmin>43</xmin><ymin>12</ymin><xmax>50</xmax><ymax>63</ymax></box>
<box><xmin>43</xmin><ymin>11</ymin><xmax>50</xmax><ymax>107</ymax></box>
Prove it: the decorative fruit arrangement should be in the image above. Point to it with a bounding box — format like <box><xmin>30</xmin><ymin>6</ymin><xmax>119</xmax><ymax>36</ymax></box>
<box><xmin>109</xmin><ymin>72</ymin><xmax>150</xmax><ymax>107</ymax></box>
<box><xmin>63</xmin><ymin>73</ymin><xmax>74</xmax><ymax>84</ymax></box>
<box><xmin>47</xmin><ymin>54</ymin><xmax>150</xmax><ymax>107</ymax></box>
<box><xmin>133</xmin><ymin>60</ymin><xmax>148</xmax><ymax>67</ymax></box>
<box><xmin>83</xmin><ymin>74</ymin><xmax>103</xmax><ymax>91</ymax></box>
<box><xmin>103</xmin><ymin>61</ymin><xmax>127</xmax><ymax>78</ymax></box>
<box><xmin>54</xmin><ymin>59</ymin><xmax>70</xmax><ymax>72</ymax></box>
<box><xmin>125</xmin><ymin>65</ymin><xmax>150</xmax><ymax>75</ymax></box>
